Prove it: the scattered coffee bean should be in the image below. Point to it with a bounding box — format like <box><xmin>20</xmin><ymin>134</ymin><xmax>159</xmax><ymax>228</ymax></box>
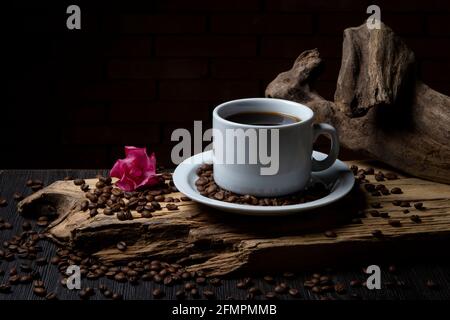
<box><xmin>334</xmin><ymin>283</ymin><xmax>346</xmax><ymax>294</ymax></box>
<box><xmin>74</xmin><ymin>179</ymin><xmax>85</xmax><ymax>186</ymax></box>
<box><xmin>13</xmin><ymin>192</ymin><xmax>24</xmax><ymax>201</ymax></box>
<box><xmin>166</xmin><ymin>203</ymin><xmax>178</xmax><ymax>211</ymax></box>
<box><xmin>380</xmin><ymin>212</ymin><xmax>390</xmax><ymax>218</ymax></box>
<box><xmin>116</xmin><ymin>241</ymin><xmax>127</xmax><ymax>251</ymax></box>
<box><xmin>190</xmin><ymin>288</ymin><xmax>200</xmax><ymax>298</ymax></box>
<box><xmin>388</xmin><ymin>265</ymin><xmax>397</xmax><ymax>274</ymax></box>
<box><xmin>180</xmin><ymin>196</ymin><xmax>191</xmax><ymax>201</ymax></box>
<box><xmin>175</xmin><ymin>289</ymin><xmax>185</xmax><ymax>300</ymax></box>
<box><xmin>392</xmin><ymin>200</ymin><xmax>402</xmax><ymax>206</ymax></box>
<box><xmin>81</xmin><ymin>184</ymin><xmax>90</xmax><ymax>192</ymax></box>
<box><xmin>368</xmin><ymin>210</ymin><xmax>380</xmax><ymax>217</ymax></box>
<box><xmin>371</xmin><ymin>202</ymin><xmax>382</xmax><ymax>209</ymax></box>
<box><xmin>33</xmin><ymin>287</ymin><xmax>47</xmax><ymax>297</ymax></box>
<box><xmin>414</xmin><ymin>202</ymin><xmax>424</xmax><ymax>210</ymax></box>
<box><xmin>324</xmin><ymin>230</ymin><xmax>337</xmax><ymax>238</ymax></box>
<box><xmin>388</xmin><ymin>219</ymin><xmax>401</xmax><ymax>227</ymax></box>
<box><xmin>391</xmin><ymin>187</ymin><xmax>402</xmax><ymax>194</ymax></box>
<box><xmin>274</xmin><ymin>283</ymin><xmax>288</xmax><ymax>294</ymax></box>
<box><xmin>203</xmin><ymin>289</ymin><xmax>215</xmax><ymax>299</ymax></box>
<box><xmin>288</xmin><ymin>288</ymin><xmax>300</xmax><ymax>297</ymax></box>
<box><xmin>209</xmin><ymin>278</ymin><xmax>222</xmax><ymax>286</ymax></box>
<box><xmin>263</xmin><ymin>275</ymin><xmax>275</xmax><ymax>284</ymax></box>
<box><xmin>385</xmin><ymin>172</ymin><xmax>398</xmax><ymax>180</ymax></box>
<box><xmin>350</xmin><ymin>280</ymin><xmax>361</xmax><ymax>287</ymax></box>
<box><xmin>152</xmin><ymin>288</ymin><xmax>164</xmax><ymax>298</ymax></box>
<box><xmin>0</xmin><ymin>284</ymin><xmax>12</xmax><ymax>294</ymax></box>
<box><xmin>372</xmin><ymin>229</ymin><xmax>383</xmax><ymax>238</ymax></box>
<box><xmin>112</xmin><ymin>293</ymin><xmax>123</xmax><ymax>300</ymax></box>
<box><xmin>265</xmin><ymin>292</ymin><xmax>277</xmax><ymax>300</ymax></box>
<box><xmin>426</xmin><ymin>280</ymin><xmax>439</xmax><ymax>290</ymax></box>
<box><xmin>45</xmin><ymin>292</ymin><xmax>58</xmax><ymax>300</ymax></box>
<box><xmin>410</xmin><ymin>215</ymin><xmax>422</xmax><ymax>223</ymax></box>
<box><xmin>0</xmin><ymin>198</ymin><xmax>7</xmax><ymax>207</ymax></box>
<box><xmin>403</xmin><ymin>209</ymin><xmax>410</xmax><ymax>214</ymax></box>
<box><xmin>400</xmin><ymin>201</ymin><xmax>411</xmax><ymax>207</ymax></box>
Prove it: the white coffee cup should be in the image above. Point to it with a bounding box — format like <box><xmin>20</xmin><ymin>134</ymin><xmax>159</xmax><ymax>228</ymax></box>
<box><xmin>212</xmin><ymin>98</ymin><xmax>339</xmax><ymax>197</ymax></box>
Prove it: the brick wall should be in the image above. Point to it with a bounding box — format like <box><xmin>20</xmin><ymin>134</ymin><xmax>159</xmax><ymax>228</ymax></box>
<box><xmin>3</xmin><ymin>0</ymin><xmax>450</xmax><ymax>168</ymax></box>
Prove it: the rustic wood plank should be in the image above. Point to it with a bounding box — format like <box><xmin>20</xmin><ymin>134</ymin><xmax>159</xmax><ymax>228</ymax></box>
<box><xmin>15</xmin><ymin>161</ymin><xmax>450</xmax><ymax>277</ymax></box>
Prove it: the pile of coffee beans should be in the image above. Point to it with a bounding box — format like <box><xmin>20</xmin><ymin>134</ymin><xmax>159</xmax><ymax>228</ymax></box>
<box><xmin>74</xmin><ymin>173</ymin><xmax>189</xmax><ymax>221</ymax></box>
<box><xmin>195</xmin><ymin>164</ymin><xmax>329</xmax><ymax>206</ymax></box>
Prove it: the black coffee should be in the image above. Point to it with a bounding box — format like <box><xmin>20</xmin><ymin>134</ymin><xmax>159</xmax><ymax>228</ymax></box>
<box><xmin>225</xmin><ymin>112</ymin><xmax>300</xmax><ymax>126</ymax></box>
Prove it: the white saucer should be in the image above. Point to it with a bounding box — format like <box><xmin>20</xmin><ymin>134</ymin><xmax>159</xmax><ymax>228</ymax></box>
<box><xmin>173</xmin><ymin>150</ymin><xmax>355</xmax><ymax>216</ymax></box>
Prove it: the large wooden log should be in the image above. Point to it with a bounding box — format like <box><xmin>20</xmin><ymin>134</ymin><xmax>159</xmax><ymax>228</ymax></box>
<box><xmin>265</xmin><ymin>23</ymin><xmax>450</xmax><ymax>184</ymax></box>
<box><xmin>17</xmin><ymin>162</ymin><xmax>450</xmax><ymax>276</ymax></box>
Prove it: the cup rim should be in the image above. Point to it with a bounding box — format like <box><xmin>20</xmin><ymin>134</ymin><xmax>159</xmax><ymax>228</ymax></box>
<box><xmin>213</xmin><ymin>98</ymin><xmax>314</xmax><ymax>129</ymax></box>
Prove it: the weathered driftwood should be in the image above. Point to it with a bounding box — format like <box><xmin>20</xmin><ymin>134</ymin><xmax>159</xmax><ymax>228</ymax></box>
<box><xmin>266</xmin><ymin>22</ymin><xmax>450</xmax><ymax>184</ymax></box>
<box><xmin>17</xmin><ymin>162</ymin><xmax>450</xmax><ymax>276</ymax></box>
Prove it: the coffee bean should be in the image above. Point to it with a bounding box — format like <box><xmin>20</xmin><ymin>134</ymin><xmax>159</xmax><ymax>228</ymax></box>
<box><xmin>190</xmin><ymin>288</ymin><xmax>200</xmax><ymax>298</ymax></box>
<box><xmin>374</xmin><ymin>172</ymin><xmax>384</xmax><ymax>181</ymax></box>
<box><xmin>112</xmin><ymin>292</ymin><xmax>123</xmax><ymax>300</ymax></box>
<box><xmin>141</xmin><ymin>210</ymin><xmax>153</xmax><ymax>218</ymax></box>
<box><xmin>400</xmin><ymin>201</ymin><xmax>410</xmax><ymax>207</ymax></box>
<box><xmin>263</xmin><ymin>275</ymin><xmax>275</xmax><ymax>284</ymax></box>
<box><xmin>180</xmin><ymin>196</ymin><xmax>191</xmax><ymax>201</ymax></box>
<box><xmin>385</xmin><ymin>172</ymin><xmax>398</xmax><ymax>180</ymax></box>
<box><xmin>372</xmin><ymin>229</ymin><xmax>383</xmax><ymax>238</ymax></box>
<box><xmin>89</xmin><ymin>208</ymin><xmax>98</xmax><ymax>218</ymax></box>
<box><xmin>311</xmin><ymin>286</ymin><xmax>322</xmax><ymax>294</ymax></box>
<box><xmin>13</xmin><ymin>192</ymin><xmax>24</xmax><ymax>201</ymax></box>
<box><xmin>334</xmin><ymin>283</ymin><xmax>346</xmax><ymax>294</ymax></box>
<box><xmin>36</xmin><ymin>216</ymin><xmax>49</xmax><ymax>227</ymax></box>
<box><xmin>324</xmin><ymin>231</ymin><xmax>337</xmax><ymax>238</ymax></box>
<box><xmin>368</xmin><ymin>210</ymin><xmax>380</xmax><ymax>217</ymax></box>
<box><xmin>392</xmin><ymin>200</ymin><xmax>402</xmax><ymax>206</ymax></box>
<box><xmin>388</xmin><ymin>265</ymin><xmax>397</xmax><ymax>274</ymax></box>
<box><xmin>45</xmin><ymin>292</ymin><xmax>58</xmax><ymax>300</ymax></box>
<box><xmin>388</xmin><ymin>219</ymin><xmax>401</xmax><ymax>227</ymax></box>
<box><xmin>209</xmin><ymin>278</ymin><xmax>222</xmax><ymax>286</ymax></box>
<box><xmin>414</xmin><ymin>202</ymin><xmax>424</xmax><ymax>210</ymax></box>
<box><xmin>78</xmin><ymin>289</ymin><xmax>90</xmax><ymax>300</ymax></box>
<box><xmin>196</xmin><ymin>276</ymin><xmax>206</xmax><ymax>285</ymax></box>
<box><xmin>265</xmin><ymin>292</ymin><xmax>277</xmax><ymax>300</ymax></box>
<box><xmin>31</xmin><ymin>184</ymin><xmax>43</xmax><ymax>192</ymax></box>
<box><xmin>33</xmin><ymin>280</ymin><xmax>45</xmax><ymax>288</ymax></box>
<box><xmin>274</xmin><ymin>284</ymin><xmax>288</xmax><ymax>294</ymax></box>
<box><xmin>391</xmin><ymin>187</ymin><xmax>402</xmax><ymax>194</ymax></box>
<box><xmin>33</xmin><ymin>287</ymin><xmax>47</xmax><ymax>297</ymax></box>
<box><xmin>248</xmin><ymin>287</ymin><xmax>261</xmax><ymax>295</ymax></box>
<box><xmin>371</xmin><ymin>202</ymin><xmax>382</xmax><ymax>209</ymax></box>
<box><xmin>114</xmin><ymin>272</ymin><xmax>127</xmax><ymax>282</ymax></box>
<box><xmin>410</xmin><ymin>215</ymin><xmax>422</xmax><ymax>223</ymax></box>
<box><xmin>175</xmin><ymin>289</ymin><xmax>185</xmax><ymax>300</ymax></box>
<box><xmin>152</xmin><ymin>288</ymin><xmax>164</xmax><ymax>299</ymax></box>
<box><xmin>426</xmin><ymin>280</ymin><xmax>439</xmax><ymax>290</ymax></box>
<box><xmin>74</xmin><ymin>179</ymin><xmax>85</xmax><ymax>186</ymax></box>
<box><xmin>20</xmin><ymin>262</ymin><xmax>33</xmax><ymax>272</ymax></box>
<box><xmin>116</xmin><ymin>241</ymin><xmax>127</xmax><ymax>251</ymax></box>
<box><xmin>0</xmin><ymin>284</ymin><xmax>11</xmax><ymax>294</ymax></box>
<box><xmin>151</xmin><ymin>201</ymin><xmax>161</xmax><ymax>210</ymax></box>
<box><xmin>0</xmin><ymin>198</ymin><xmax>7</xmax><ymax>207</ymax></box>
<box><xmin>380</xmin><ymin>212</ymin><xmax>390</xmax><ymax>218</ymax></box>
<box><xmin>350</xmin><ymin>280</ymin><xmax>361</xmax><ymax>287</ymax></box>
<box><xmin>203</xmin><ymin>289</ymin><xmax>215</xmax><ymax>299</ymax></box>
<box><xmin>20</xmin><ymin>275</ymin><xmax>33</xmax><ymax>284</ymax></box>
<box><xmin>166</xmin><ymin>203</ymin><xmax>178</xmax><ymax>211</ymax></box>
<box><xmin>403</xmin><ymin>209</ymin><xmax>410</xmax><ymax>214</ymax></box>
<box><xmin>288</xmin><ymin>288</ymin><xmax>300</xmax><ymax>297</ymax></box>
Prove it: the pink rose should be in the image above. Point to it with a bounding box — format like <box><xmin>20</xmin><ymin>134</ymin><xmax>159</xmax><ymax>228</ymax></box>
<box><xmin>110</xmin><ymin>146</ymin><xmax>160</xmax><ymax>191</ymax></box>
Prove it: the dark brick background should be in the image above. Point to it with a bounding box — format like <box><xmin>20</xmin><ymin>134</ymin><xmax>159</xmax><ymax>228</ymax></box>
<box><xmin>3</xmin><ymin>0</ymin><xmax>450</xmax><ymax>168</ymax></box>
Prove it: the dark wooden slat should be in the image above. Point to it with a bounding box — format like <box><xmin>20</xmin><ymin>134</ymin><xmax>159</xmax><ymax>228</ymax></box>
<box><xmin>1</xmin><ymin>170</ymin><xmax>450</xmax><ymax>300</ymax></box>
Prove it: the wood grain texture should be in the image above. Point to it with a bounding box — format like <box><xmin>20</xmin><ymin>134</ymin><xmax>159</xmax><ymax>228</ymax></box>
<box><xmin>16</xmin><ymin>162</ymin><xmax>450</xmax><ymax>277</ymax></box>
<box><xmin>1</xmin><ymin>170</ymin><xmax>450</xmax><ymax>300</ymax></box>
<box><xmin>265</xmin><ymin>22</ymin><xmax>450</xmax><ymax>184</ymax></box>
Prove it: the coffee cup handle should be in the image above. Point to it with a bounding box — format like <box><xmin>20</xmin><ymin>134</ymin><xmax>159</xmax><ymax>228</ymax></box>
<box><xmin>311</xmin><ymin>123</ymin><xmax>340</xmax><ymax>172</ymax></box>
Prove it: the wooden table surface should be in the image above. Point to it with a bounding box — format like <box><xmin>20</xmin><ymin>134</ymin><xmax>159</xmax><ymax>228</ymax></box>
<box><xmin>1</xmin><ymin>169</ymin><xmax>450</xmax><ymax>300</ymax></box>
